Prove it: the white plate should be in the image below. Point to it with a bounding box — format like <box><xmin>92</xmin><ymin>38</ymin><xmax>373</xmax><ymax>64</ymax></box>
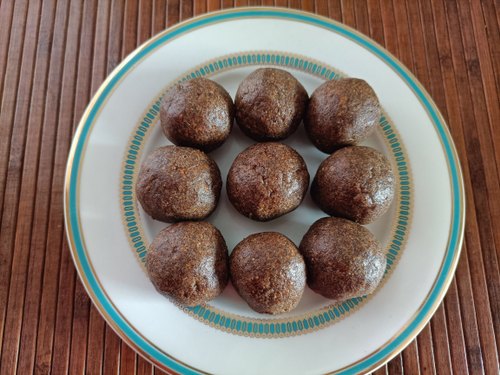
<box><xmin>64</xmin><ymin>8</ymin><xmax>465</xmax><ymax>375</ymax></box>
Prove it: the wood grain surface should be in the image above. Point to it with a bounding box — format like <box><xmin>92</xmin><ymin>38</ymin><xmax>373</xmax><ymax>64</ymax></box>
<box><xmin>0</xmin><ymin>0</ymin><xmax>498</xmax><ymax>374</ymax></box>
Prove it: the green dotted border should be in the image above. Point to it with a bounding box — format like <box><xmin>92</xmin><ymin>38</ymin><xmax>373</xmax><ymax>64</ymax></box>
<box><xmin>120</xmin><ymin>52</ymin><xmax>411</xmax><ymax>337</ymax></box>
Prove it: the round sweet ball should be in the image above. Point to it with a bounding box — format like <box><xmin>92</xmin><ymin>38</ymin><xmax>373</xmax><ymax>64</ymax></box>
<box><xmin>311</xmin><ymin>146</ymin><xmax>394</xmax><ymax>224</ymax></box>
<box><xmin>230</xmin><ymin>232</ymin><xmax>306</xmax><ymax>314</ymax></box>
<box><xmin>305</xmin><ymin>78</ymin><xmax>381</xmax><ymax>153</ymax></box>
<box><xmin>299</xmin><ymin>217</ymin><xmax>386</xmax><ymax>301</ymax></box>
<box><xmin>227</xmin><ymin>142</ymin><xmax>309</xmax><ymax>221</ymax></box>
<box><xmin>161</xmin><ymin>77</ymin><xmax>234</xmax><ymax>152</ymax></box>
<box><xmin>146</xmin><ymin>222</ymin><xmax>229</xmax><ymax>306</ymax></box>
<box><xmin>235</xmin><ymin>68</ymin><xmax>308</xmax><ymax>141</ymax></box>
<box><xmin>136</xmin><ymin>146</ymin><xmax>222</xmax><ymax>223</ymax></box>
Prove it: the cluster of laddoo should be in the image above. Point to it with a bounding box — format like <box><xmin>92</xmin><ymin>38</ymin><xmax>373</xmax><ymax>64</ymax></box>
<box><xmin>137</xmin><ymin>68</ymin><xmax>394</xmax><ymax>314</ymax></box>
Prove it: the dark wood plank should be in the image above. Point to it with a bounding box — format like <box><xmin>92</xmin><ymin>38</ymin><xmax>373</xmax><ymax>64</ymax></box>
<box><xmin>456</xmin><ymin>249</ymin><xmax>488</xmax><ymax>374</ymax></box>
<box><xmin>137</xmin><ymin>356</ymin><xmax>154</xmax><ymax>375</ymax></box>
<box><xmin>167</xmin><ymin>0</ymin><xmax>180</xmax><ymax>26</ymax></box>
<box><xmin>107</xmin><ymin>0</ymin><xmax>125</xmax><ymax>72</ymax></box>
<box><xmin>17</xmin><ymin>0</ymin><xmax>83</xmax><ymax>374</ymax></box>
<box><xmin>443</xmin><ymin>279</ymin><xmax>470</xmax><ymax>374</ymax></box>
<box><xmin>86</xmin><ymin>307</ymin><xmax>106</xmax><ymax>375</ymax></box>
<box><xmin>366</xmin><ymin>0</ymin><xmax>384</xmax><ymax>46</ymax></box>
<box><xmin>0</xmin><ymin>0</ymin><xmax>26</xmax><ymax>226</ymax></box>
<box><xmin>429</xmin><ymin>306</ymin><xmax>453</xmax><ymax>374</ymax></box>
<box><xmin>372</xmin><ymin>365</ymin><xmax>388</xmax><ymax>375</ymax></box>
<box><xmin>42</xmin><ymin>2</ymin><xmax>97</xmax><ymax>374</ymax></box>
<box><xmin>0</xmin><ymin>1</ymin><xmax>499</xmax><ymax>374</ymax></box>
<box><xmin>123</xmin><ymin>0</ymin><xmax>139</xmax><ymax>57</ymax></box>
<box><xmin>193</xmin><ymin>0</ymin><xmax>206</xmax><ymax>15</ymax></box>
<box><xmin>301</xmin><ymin>0</ymin><xmax>315</xmax><ymax>13</ymax></box>
<box><xmin>391</xmin><ymin>0</ymin><xmax>412</xmax><ymax>72</ymax></box>
<box><xmin>378</xmin><ymin>0</ymin><xmax>398</xmax><ymax>56</ymax></box>
<box><xmin>416</xmin><ymin>325</ymin><xmax>437</xmax><ymax>374</ymax></box>
<box><xmin>480</xmin><ymin>0</ymin><xmax>500</xmax><ymax>98</ymax></box>
<box><xmin>340</xmin><ymin>0</ymin><xmax>355</xmax><ymax>27</ymax></box>
<box><xmin>425</xmin><ymin>4</ymin><xmax>489</xmax><ymax>374</ymax></box>
<box><xmin>402</xmin><ymin>341</ymin><xmax>421</xmax><ymax>374</ymax></box>
<box><xmin>120</xmin><ymin>341</ymin><xmax>137</xmax><ymax>375</ymax></box>
<box><xmin>0</xmin><ymin>0</ymin><xmax>15</xmax><ymax>105</ymax></box>
<box><xmin>425</xmin><ymin>3</ymin><xmax>480</xmax><ymax>374</ymax></box>
<box><xmin>0</xmin><ymin>0</ymin><xmax>32</xmax><ymax>356</ymax></box>
<box><xmin>328</xmin><ymin>0</ymin><xmax>342</xmax><ymax>22</ymax></box>
<box><xmin>387</xmin><ymin>354</ymin><xmax>403</xmax><ymax>375</ymax></box>
<box><xmin>153</xmin><ymin>0</ymin><xmax>167</xmax><ymax>33</ymax></box>
<box><xmin>0</xmin><ymin>1</ymin><xmax>51</xmax><ymax>373</ymax></box>
<box><xmin>45</xmin><ymin>244</ymin><xmax>73</xmax><ymax>375</ymax></box>
<box><xmin>208</xmin><ymin>0</ymin><xmax>221</xmax><ymax>12</ymax></box>
<box><xmin>67</xmin><ymin>278</ymin><xmax>91</xmax><ymax>375</ymax></box>
<box><xmin>440</xmin><ymin>0</ymin><xmax>500</xmax><ymax>372</ymax></box>
<box><xmin>288</xmin><ymin>0</ymin><xmax>301</xmax><ymax>10</ymax></box>
<box><xmin>459</xmin><ymin>0</ymin><xmax>500</xmax><ymax>351</ymax></box>
<box><xmin>222</xmin><ymin>0</ymin><xmax>234</xmax><ymax>9</ymax></box>
<box><xmin>138</xmin><ymin>0</ymin><xmax>154</xmax><ymax>44</ymax></box>
<box><xmin>405</xmin><ymin>0</ymin><xmax>429</xmax><ymax>103</ymax></box>
<box><xmin>353</xmin><ymin>0</ymin><xmax>369</xmax><ymax>36</ymax></box>
<box><xmin>103</xmin><ymin>327</ymin><xmax>121</xmax><ymax>375</ymax></box>
<box><xmin>315</xmin><ymin>0</ymin><xmax>328</xmax><ymax>17</ymax></box>
<box><xmin>180</xmin><ymin>0</ymin><xmax>193</xmax><ymax>20</ymax></box>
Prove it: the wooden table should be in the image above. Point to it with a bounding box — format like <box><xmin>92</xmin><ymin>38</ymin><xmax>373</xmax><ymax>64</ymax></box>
<box><xmin>0</xmin><ymin>0</ymin><xmax>498</xmax><ymax>374</ymax></box>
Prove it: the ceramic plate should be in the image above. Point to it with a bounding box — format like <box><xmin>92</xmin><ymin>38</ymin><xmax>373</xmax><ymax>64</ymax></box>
<box><xmin>64</xmin><ymin>8</ymin><xmax>465</xmax><ymax>375</ymax></box>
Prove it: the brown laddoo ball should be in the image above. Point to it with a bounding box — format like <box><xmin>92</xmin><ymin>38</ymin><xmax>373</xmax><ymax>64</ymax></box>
<box><xmin>230</xmin><ymin>232</ymin><xmax>306</xmax><ymax>314</ymax></box>
<box><xmin>311</xmin><ymin>146</ymin><xmax>394</xmax><ymax>224</ymax></box>
<box><xmin>299</xmin><ymin>217</ymin><xmax>386</xmax><ymax>301</ymax></box>
<box><xmin>136</xmin><ymin>146</ymin><xmax>221</xmax><ymax>223</ymax></box>
<box><xmin>146</xmin><ymin>222</ymin><xmax>229</xmax><ymax>306</ymax></box>
<box><xmin>235</xmin><ymin>68</ymin><xmax>308</xmax><ymax>141</ymax></box>
<box><xmin>227</xmin><ymin>142</ymin><xmax>309</xmax><ymax>221</ymax></box>
<box><xmin>305</xmin><ymin>78</ymin><xmax>381</xmax><ymax>153</ymax></box>
<box><xmin>161</xmin><ymin>77</ymin><xmax>234</xmax><ymax>152</ymax></box>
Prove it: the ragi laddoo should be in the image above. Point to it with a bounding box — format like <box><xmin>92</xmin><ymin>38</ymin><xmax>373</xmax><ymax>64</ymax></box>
<box><xmin>311</xmin><ymin>146</ymin><xmax>394</xmax><ymax>224</ymax></box>
<box><xmin>299</xmin><ymin>217</ymin><xmax>386</xmax><ymax>301</ymax></box>
<box><xmin>136</xmin><ymin>146</ymin><xmax>221</xmax><ymax>223</ymax></box>
<box><xmin>235</xmin><ymin>68</ymin><xmax>308</xmax><ymax>141</ymax></box>
<box><xmin>227</xmin><ymin>142</ymin><xmax>309</xmax><ymax>221</ymax></box>
<box><xmin>146</xmin><ymin>222</ymin><xmax>229</xmax><ymax>306</ymax></box>
<box><xmin>230</xmin><ymin>232</ymin><xmax>306</xmax><ymax>314</ymax></box>
<box><xmin>161</xmin><ymin>77</ymin><xmax>234</xmax><ymax>152</ymax></box>
<box><xmin>305</xmin><ymin>78</ymin><xmax>381</xmax><ymax>153</ymax></box>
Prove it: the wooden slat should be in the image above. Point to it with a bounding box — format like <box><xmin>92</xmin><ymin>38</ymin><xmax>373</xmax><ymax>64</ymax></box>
<box><xmin>47</xmin><ymin>0</ymin><xmax>98</xmax><ymax>373</ymax></box>
<box><xmin>120</xmin><ymin>341</ymin><xmax>137</xmax><ymax>375</ymax></box>
<box><xmin>458</xmin><ymin>0</ymin><xmax>500</xmax><ymax>351</ymax></box>
<box><xmin>387</xmin><ymin>354</ymin><xmax>403</xmax><ymax>375</ymax></box>
<box><xmin>441</xmin><ymin>0</ymin><xmax>500</xmax><ymax>373</ymax></box>
<box><xmin>0</xmin><ymin>0</ymin><xmax>32</xmax><ymax>357</ymax></box>
<box><xmin>0</xmin><ymin>1</ymin><xmax>499</xmax><ymax>374</ymax></box>
<box><xmin>103</xmin><ymin>328</ymin><xmax>121</xmax><ymax>374</ymax></box>
<box><xmin>0</xmin><ymin>0</ymin><xmax>25</xmax><ymax>223</ymax></box>
<box><xmin>340</xmin><ymin>0</ymin><xmax>355</xmax><ymax>27</ymax></box>
<box><xmin>1</xmin><ymin>1</ymin><xmax>52</xmax><ymax>374</ymax></box>
<box><xmin>315</xmin><ymin>0</ymin><xmax>328</xmax><ymax>17</ymax></box>
<box><xmin>17</xmin><ymin>0</ymin><xmax>83</xmax><ymax>374</ymax></box>
<box><xmin>402</xmin><ymin>341</ymin><xmax>421</xmax><ymax>374</ymax></box>
<box><xmin>167</xmin><ymin>0</ymin><xmax>180</xmax><ymax>26</ymax></box>
<box><xmin>138</xmin><ymin>356</ymin><xmax>154</xmax><ymax>375</ymax></box>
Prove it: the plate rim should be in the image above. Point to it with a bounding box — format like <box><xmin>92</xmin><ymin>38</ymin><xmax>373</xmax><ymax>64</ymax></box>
<box><xmin>63</xmin><ymin>7</ymin><xmax>465</xmax><ymax>375</ymax></box>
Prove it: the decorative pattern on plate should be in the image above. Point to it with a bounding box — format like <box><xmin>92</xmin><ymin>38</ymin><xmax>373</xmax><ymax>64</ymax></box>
<box><xmin>120</xmin><ymin>51</ymin><xmax>412</xmax><ymax>338</ymax></box>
